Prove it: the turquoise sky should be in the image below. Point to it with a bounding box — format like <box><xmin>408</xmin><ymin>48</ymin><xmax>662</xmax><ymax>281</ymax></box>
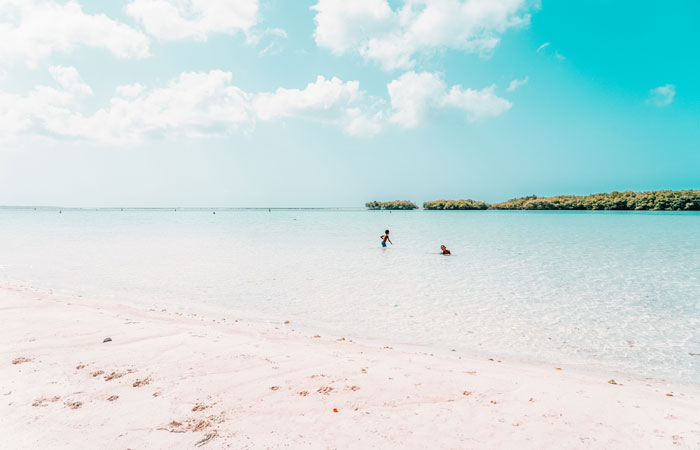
<box><xmin>0</xmin><ymin>0</ymin><xmax>698</xmax><ymax>207</ymax></box>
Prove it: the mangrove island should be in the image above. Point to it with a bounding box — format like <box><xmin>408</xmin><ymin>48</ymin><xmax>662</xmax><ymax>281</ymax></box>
<box><xmin>369</xmin><ymin>190</ymin><xmax>700</xmax><ymax>211</ymax></box>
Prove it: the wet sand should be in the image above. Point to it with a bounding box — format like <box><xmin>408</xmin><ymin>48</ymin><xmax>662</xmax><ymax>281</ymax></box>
<box><xmin>2</xmin><ymin>284</ymin><xmax>699</xmax><ymax>449</ymax></box>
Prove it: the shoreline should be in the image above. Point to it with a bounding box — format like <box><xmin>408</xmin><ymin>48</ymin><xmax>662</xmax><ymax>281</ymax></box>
<box><xmin>6</xmin><ymin>280</ymin><xmax>697</xmax><ymax>389</ymax></box>
<box><xmin>2</xmin><ymin>284</ymin><xmax>700</xmax><ymax>448</ymax></box>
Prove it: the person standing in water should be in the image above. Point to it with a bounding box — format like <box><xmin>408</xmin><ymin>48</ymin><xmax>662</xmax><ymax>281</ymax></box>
<box><xmin>381</xmin><ymin>230</ymin><xmax>392</xmax><ymax>247</ymax></box>
<box><xmin>440</xmin><ymin>245</ymin><xmax>451</xmax><ymax>255</ymax></box>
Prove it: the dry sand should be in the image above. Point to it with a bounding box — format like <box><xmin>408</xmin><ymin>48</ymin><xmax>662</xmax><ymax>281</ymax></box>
<box><xmin>1</xmin><ymin>283</ymin><xmax>699</xmax><ymax>449</ymax></box>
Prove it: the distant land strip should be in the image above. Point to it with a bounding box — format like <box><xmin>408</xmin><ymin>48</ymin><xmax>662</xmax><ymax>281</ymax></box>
<box><xmin>367</xmin><ymin>190</ymin><xmax>700</xmax><ymax>211</ymax></box>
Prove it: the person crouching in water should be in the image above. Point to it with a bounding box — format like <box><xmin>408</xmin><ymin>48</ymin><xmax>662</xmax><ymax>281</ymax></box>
<box><xmin>440</xmin><ymin>245</ymin><xmax>451</xmax><ymax>255</ymax></box>
<box><xmin>381</xmin><ymin>230</ymin><xmax>392</xmax><ymax>247</ymax></box>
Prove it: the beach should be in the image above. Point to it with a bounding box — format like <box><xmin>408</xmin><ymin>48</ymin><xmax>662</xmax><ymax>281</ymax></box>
<box><xmin>3</xmin><ymin>283</ymin><xmax>699</xmax><ymax>449</ymax></box>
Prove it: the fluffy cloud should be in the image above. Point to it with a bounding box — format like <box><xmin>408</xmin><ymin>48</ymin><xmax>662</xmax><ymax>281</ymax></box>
<box><xmin>0</xmin><ymin>65</ymin><xmax>93</xmax><ymax>138</ymax></box>
<box><xmin>441</xmin><ymin>84</ymin><xmax>511</xmax><ymax>122</ymax></box>
<box><xmin>0</xmin><ymin>68</ymin><xmax>382</xmax><ymax>144</ymax></box>
<box><xmin>126</xmin><ymin>0</ymin><xmax>260</xmax><ymax>41</ymax></box>
<box><xmin>254</xmin><ymin>76</ymin><xmax>360</xmax><ymax>120</ymax></box>
<box><xmin>1</xmin><ymin>68</ymin><xmax>512</xmax><ymax>144</ymax></box>
<box><xmin>254</xmin><ymin>76</ymin><xmax>381</xmax><ymax>136</ymax></box>
<box><xmin>506</xmin><ymin>76</ymin><xmax>528</xmax><ymax>92</ymax></box>
<box><xmin>0</xmin><ymin>0</ymin><xmax>150</xmax><ymax>67</ymax></box>
<box><xmin>48</xmin><ymin>70</ymin><xmax>254</xmax><ymax>144</ymax></box>
<box><xmin>388</xmin><ymin>71</ymin><xmax>511</xmax><ymax>127</ymax></box>
<box><xmin>387</xmin><ymin>71</ymin><xmax>446</xmax><ymax>127</ymax></box>
<box><xmin>312</xmin><ymin>0</ymin><xmax>531</xmax><ymax>70</ymax></box>
<box><xmin>648</xmin><ymin>84</ymin><xmax>675</xmax><ymax>107</ymax></box>
<box><xmin>312</xmin><ymin>0</ymin><xmax>394</xmax><ymax>53</ymax></box>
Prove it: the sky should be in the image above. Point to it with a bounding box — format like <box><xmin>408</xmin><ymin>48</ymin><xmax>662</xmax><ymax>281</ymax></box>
<box><xmin>0</xmin><ymin>0</ymin><xmax>698</xmax><ymax>207</ymax></box>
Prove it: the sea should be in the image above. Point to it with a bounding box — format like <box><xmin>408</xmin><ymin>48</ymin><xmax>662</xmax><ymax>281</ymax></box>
<box><xmin>1</xmin><ymin>207</ymin><xmax>698</xmax><ymax>384</ymax></box>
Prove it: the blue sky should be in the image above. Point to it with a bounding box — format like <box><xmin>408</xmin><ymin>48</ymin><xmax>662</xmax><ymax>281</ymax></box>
<box><xmin>0</xmin><ymin>0</ymin><xmax>698</xmax><ymax>207</ymax></box>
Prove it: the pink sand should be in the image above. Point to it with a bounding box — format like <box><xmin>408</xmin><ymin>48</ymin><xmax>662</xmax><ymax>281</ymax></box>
<box><xmin>2</xmin><ymin>284</ymin><xmax>699</xmax><ymax>449</ymax></box>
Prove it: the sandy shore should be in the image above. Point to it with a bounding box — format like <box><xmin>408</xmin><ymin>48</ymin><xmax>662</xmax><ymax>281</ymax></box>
<box><xmin>1</xmin><ymin>284</ymin><xmax>699</xmax><ymax>449</ymax></box>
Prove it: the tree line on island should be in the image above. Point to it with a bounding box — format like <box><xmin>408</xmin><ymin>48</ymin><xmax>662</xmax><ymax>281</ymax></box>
<box><xmin>365</xmin><ymin>190</ymin><xmax>700</xmax><ymax>211</ymax></box>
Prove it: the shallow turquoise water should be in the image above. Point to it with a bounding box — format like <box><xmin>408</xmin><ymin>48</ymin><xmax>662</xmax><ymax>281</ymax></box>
<box><xmin>1</xmin><ymin>208</ymin><xmax>699</xmax><ymax>383</ymax></box>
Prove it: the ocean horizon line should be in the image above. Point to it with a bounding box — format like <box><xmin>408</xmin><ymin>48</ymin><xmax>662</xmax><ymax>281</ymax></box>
<box><xmin>0</xmin><ymin>205</ymin><xmax>364</xmax><ymax>211</ymax></box>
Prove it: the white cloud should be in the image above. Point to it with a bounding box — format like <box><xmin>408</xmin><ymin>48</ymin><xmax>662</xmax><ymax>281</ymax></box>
<box><xmin>312</xmin><ymin>0</ymin><xmax>394</xmax><ymax>54</ymax></box>
<box><xmin>48</xmin><ymin>65</ymin><xmax>93</xmax><ymax>96</ymax></box>
<box><xmin>0</xmin><ymin>68</ymin><xmax>253</xmax><ymax>144</ymax></box>
<box><xmin>536</xmin><ymin>42</ymin><xmax>550</xmax><ymax>53</ymax></box>
<box><xmin>387</xmin><ymin>71</ymin><xmax>511</xmax><ymax>127</ymax></box>
<box><xmin>506</xmin><ymin>75</ymin><xmax>528</xmax><ymax>92</ymax></box>
<box><xmin>441</xmin><ymin>84</ymin><xmax>511</xmax><ymax>122</ymax></box>
<box><xmin>648</xmin><ymin>84</ymin><xmax>676</xmax><ymax>107</ymax></box>
<box><xmin>126</xmin><ymin>0</ymin><xmax>260</xmax><ymax>41</ymax></box>
<box><xmin>312</xmin><ymin>0</ymin><xmax>531</xmax><ymax>70</ymax></box>
<box><xmin>345</xmin><ymin>108</ymin><xmax>384</xmax><ymax>136</ymax></box>
<box><xmin>0</xmin><ymin>68</ymin><xmax>383</xmax><ymax>143</ymax></box>
<box><xmin>47</xmin><ymin>70</ymin><xmax>255</xmax><ymax>144</ymax></box>
<box><xmin>0</xmin><ymin>68</ymin><xmax>512</xmax><ymax>144</ymax></box>
<box><xmin>0</xmin><ymin>64</ymin><xmax>93</xmax><ymax>138</ymax></box>
<box><xmin>0</xmin><ymin>0</ymin><xmax>150</xmax><ymax>67</ymax></box>
<box><xmin>253</xmin><ymin>76</ymin><xmax>380</xmax><ymax>135</ymax></box>
<box><xmin>387</xmin><ymin>71</ymin><xmax>446</xmax><ymax>127</ymax></box>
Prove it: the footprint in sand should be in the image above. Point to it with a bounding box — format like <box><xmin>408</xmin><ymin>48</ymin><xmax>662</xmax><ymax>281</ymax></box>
<box><xmin>195</xmin><ymin>431</ymin><xmax>218</xmax><ymax>447</ymax></box>
<box><xmin>104</xmin><ymin>371</ymin><xmax>132</xmax><ymax>381</ymax></box>
<box><xmin>65</xmin><ymin>401</ymin><xmax>83</xmax><ymax>409</ymax></box>
<box><xmin>11</xmin><ymin>357</ymin><xmax>33</xmax><ymax>365</ymax></box>
<box><xmin>317</xmin><ymin>386</ymin><xmax>333</xmax><ymax>395</ymax></box>
<box><xmin>132</xmin><ymin>377</ymin><xmax>151</xmax><ymax>387</ymax></box>
<box><xmin>162</xmin><ymin>418</ymin><xmax>212</xmax><ymax>434</ymax></box>
<box><xmin>32</xmin><ymin>396</ymin><xmax>61</xmax><ymax>407</ymax></box>
<box><xmin>107</xmin><ymin>395</ymin><xmax>119</xmax><ymax>402</ymax></box>
<box><xmin>192</xmin><ymin>404</ymin><xmax>210</xmax><ymax>412</ymax></box>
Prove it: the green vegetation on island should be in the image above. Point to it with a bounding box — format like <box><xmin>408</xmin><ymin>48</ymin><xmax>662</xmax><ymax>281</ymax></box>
<box><xmin>417</xmin><ymin>190</ymin><xmax>700</xmax><ymax>211</ymax></box>
<box><xmin>365</xmin><ymin>200</ymin><xmax>418</xmax><ymax>210</ymax></box>
<box><xmin>423</xmin><ymin>199</ymin><xmax>490</xmax><ymax>210</ymax></box>
<box><xmin>491</xmin><ymin>190</ymin><xmax>700</xmax><ymax>211</ymax></box>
